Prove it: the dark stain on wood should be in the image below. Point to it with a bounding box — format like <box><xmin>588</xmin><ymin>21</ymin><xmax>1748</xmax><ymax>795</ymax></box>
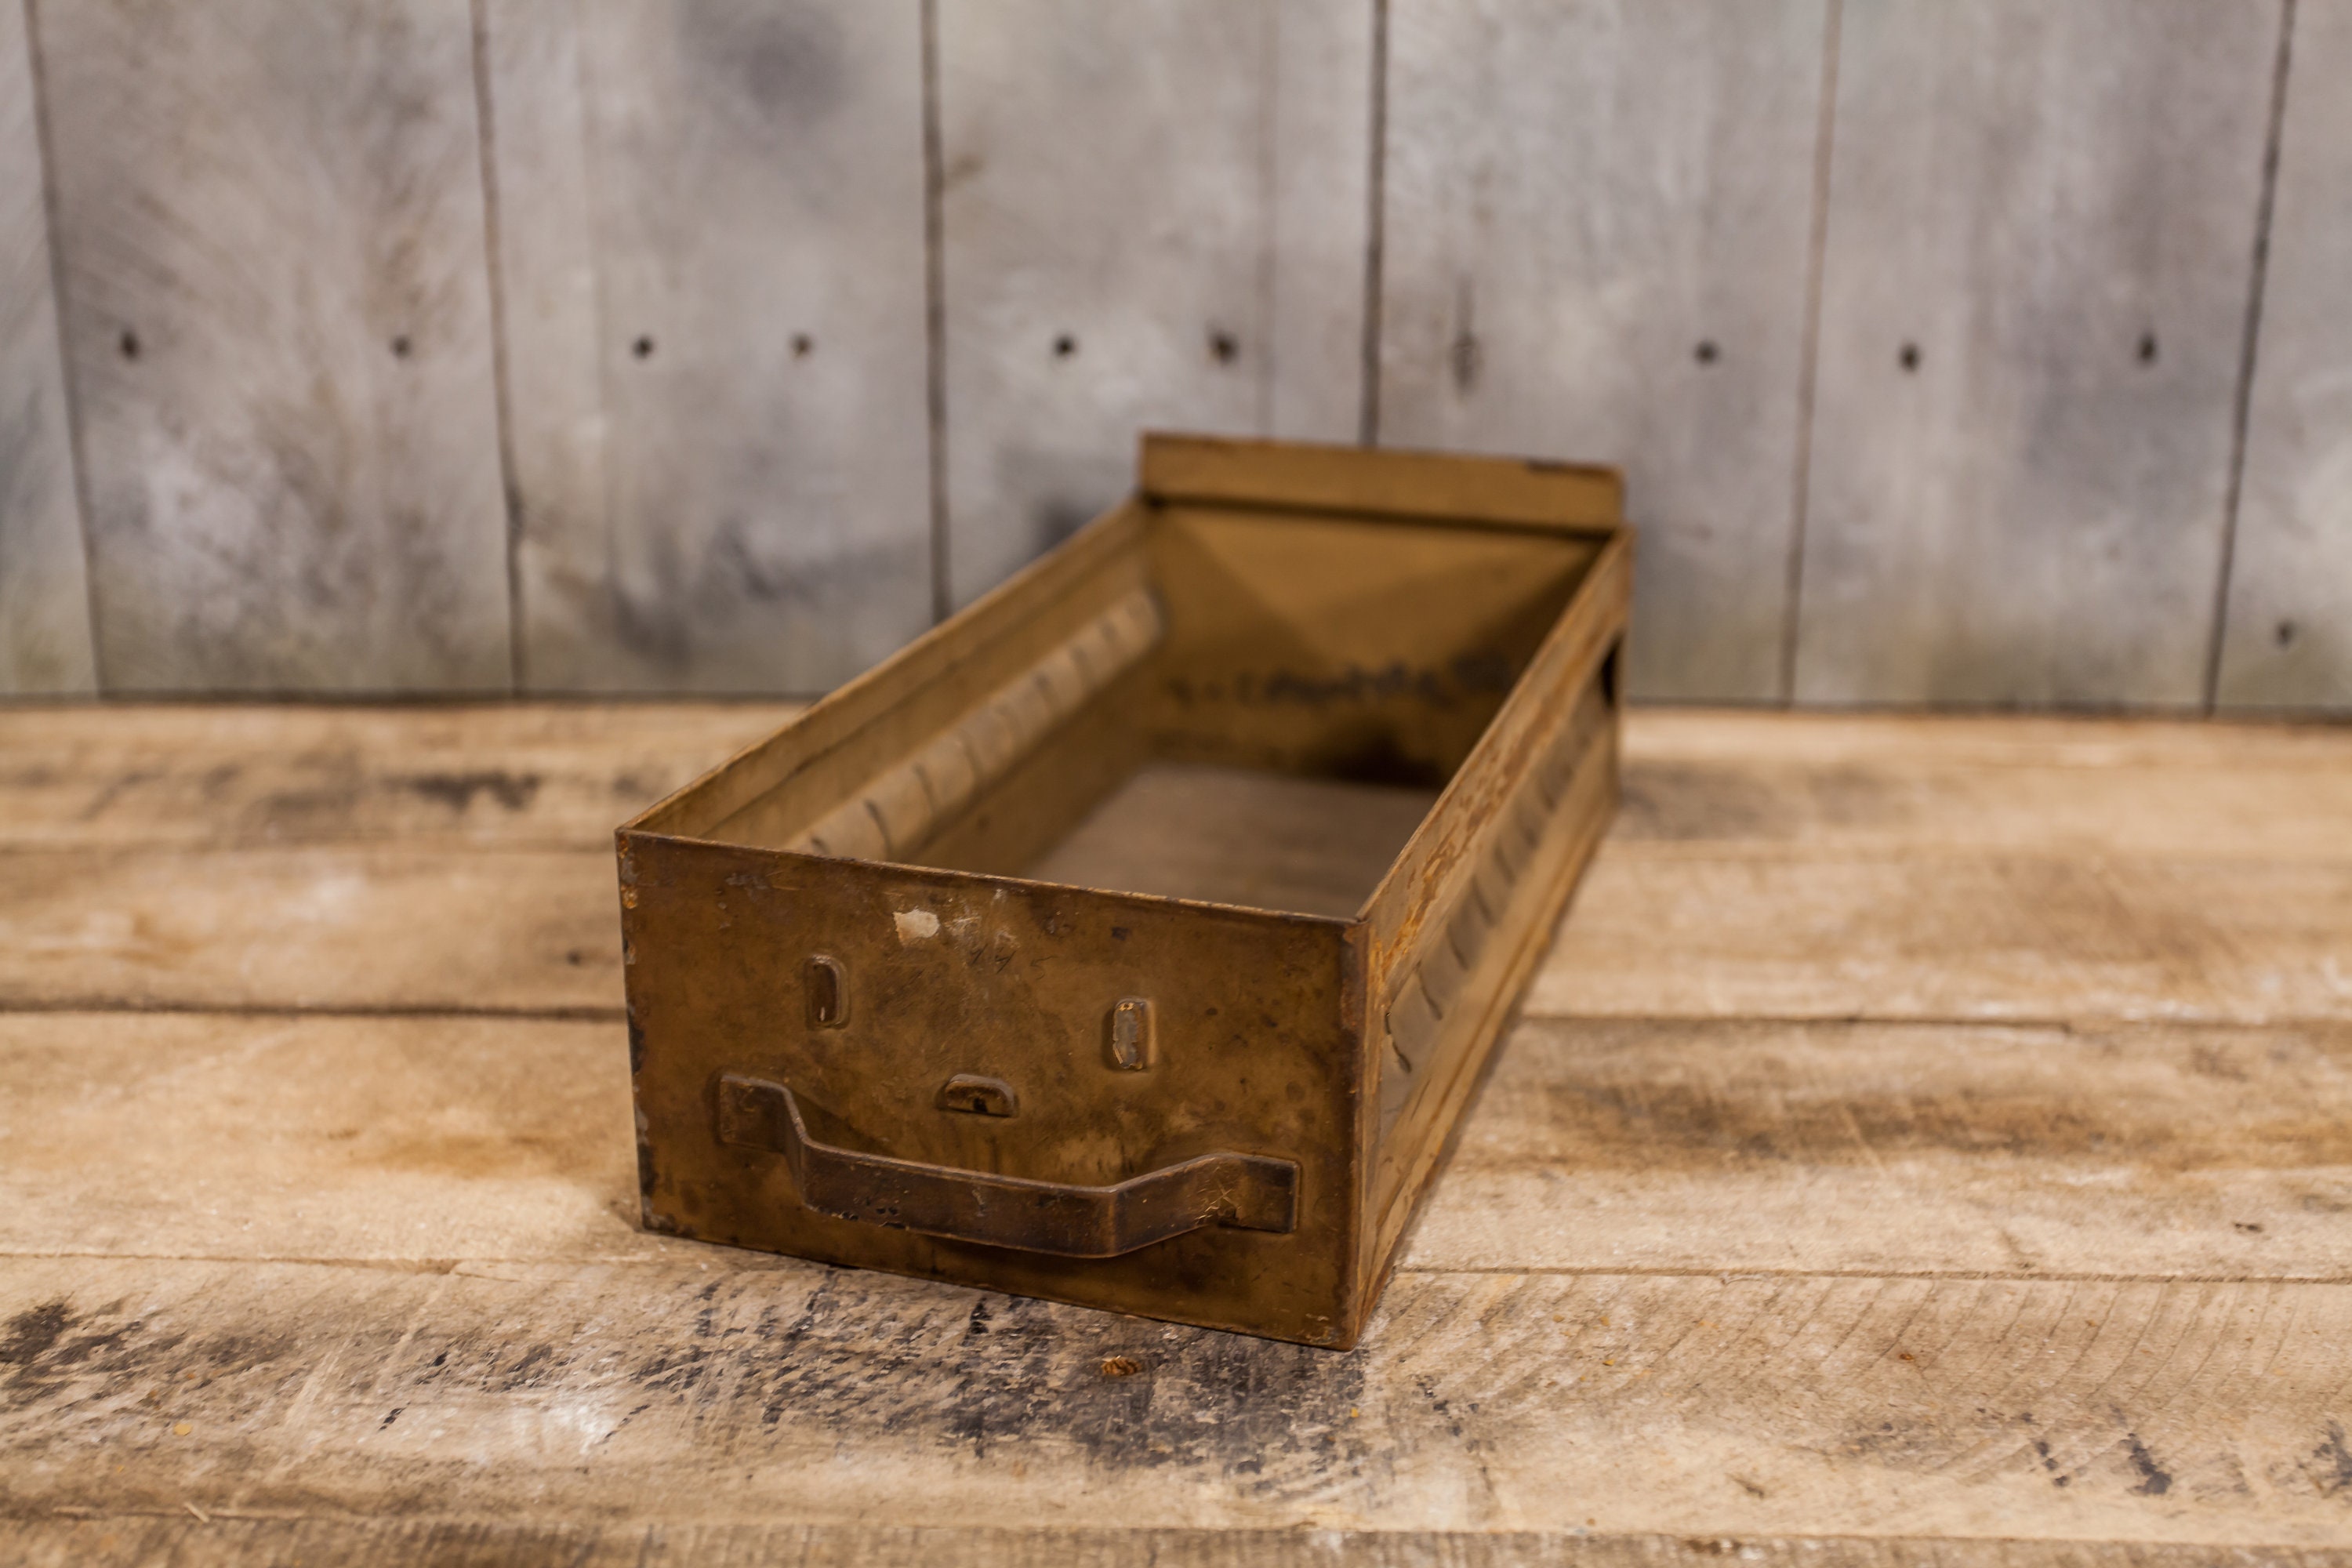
<box><xmin>0</xmin><ymin>1265</ymin><xmax>1374</xmax><ymax>1504</ymax></box>
<box><xmin>2310</xmin><ymin>1423</ymin><xmax>2352</xmax><ymax>1497</ymax></box>
<box><xmin>2124</xmin><ymin>1432</ymin><xmax>2173</xmax><ymax>1495</ymax></box>
<box><xmin>400</xmin><ymin>770</ymin><xmax>544</xmax><ymax>813</ymax></box>
<box><xmin>1613</xmin><ymin>762</ymin><xmax>1906</xmax><ymax>842</ymax></box>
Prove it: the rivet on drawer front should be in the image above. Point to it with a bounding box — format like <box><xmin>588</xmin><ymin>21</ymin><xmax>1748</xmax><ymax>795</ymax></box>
<box><xmin>1108</xmin><ymin>997</ymin><xmax>1154</xmax><ymax>1071</ymax></box>
<box><xmin>941</xmin><ymin>1074</ymin><xmax>1018</xmax><ymax>1117</ymax></box>
<box><xmin>804</xmin><ymin>955</ymin><xmax>848</xmax><ymax>1029</ymax></box>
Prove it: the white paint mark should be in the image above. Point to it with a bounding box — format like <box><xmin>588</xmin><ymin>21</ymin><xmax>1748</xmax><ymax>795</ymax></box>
<box><xmin>894</xmin><ymin>909</ymin><xmax>940</xmax><ymax>943</ymax></box>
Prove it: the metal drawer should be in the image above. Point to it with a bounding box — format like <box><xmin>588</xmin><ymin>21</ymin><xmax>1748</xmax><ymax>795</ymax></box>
<box><xmin>619</xmin><ymin>433</ymin><xmax>1630</xmax><ymax>1346</ymax></box>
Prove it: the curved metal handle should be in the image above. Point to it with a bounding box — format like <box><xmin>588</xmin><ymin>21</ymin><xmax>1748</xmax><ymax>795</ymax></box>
<box><xmin>717</xmin><ymin>1075</ymin><xmax>1298</xmax><ymax>1258</ymax></box>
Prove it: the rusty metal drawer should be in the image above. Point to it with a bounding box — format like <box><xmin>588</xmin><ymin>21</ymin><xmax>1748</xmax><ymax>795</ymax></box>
<box><xmin>618</xmin><ymin>433</ymin><xmax>1630</xmax><ymax>1347</ymax></box>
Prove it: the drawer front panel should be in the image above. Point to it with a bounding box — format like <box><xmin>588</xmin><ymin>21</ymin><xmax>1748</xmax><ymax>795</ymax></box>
<box><xmin>619</xmin><ymin>835</ymin><xmax>1361</xmax><ymax>1344</ymax></box>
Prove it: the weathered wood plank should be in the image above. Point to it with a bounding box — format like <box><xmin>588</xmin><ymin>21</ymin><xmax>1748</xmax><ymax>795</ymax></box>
<box><xmin>8</xmin><ymin>717</ymin><xmax>2351</xmax><ymax>1019</ymax></box>
<box><xmin>0</xmin><ymin>701</ymin><xmax>796</xmax><ymax>849</ymax></box>
<box><xmin>7</xmin><ymin>1010</ymin><xmax>2350</xmax><ymax>1286</ymax></box>
<box><xmin>938</xmin><ymin>0</ymin><xmax>1370</xmax><ymax>606</ymax></box>
<box><xmin>1613</xmin><ymin>711</ymin><xmax>2352</xmax><ymax>860</ymax></box>
<box><xmin>1407</xmin><ymin>1017</ymin><xmax>2352</xmax><ymax>1278</ymax></box>
<box><xmin>2214</xmin><ymin>0</ymin><xmax>2352</xmax><ymax>713</ymax></box>
<box><xmin>34</xmin><ymin>0</ymin><xmax>513</xmax><ymax>693</ymax></box>
<box><xmin>4</xmin><ymin>1258</ymin><xmax>2347</xmax><ymax>1542</ymax></box>
<box><xmin>1378</xmin><ymin>0</ymin><xmax>1828</xmax><ymax>702</ymax></box>
<box><xmin>1793</xmin><ymin>0</ymin><xmax>2281</xmax><ymax>705</ymax></box>
<box><xmin>1624</xmin><ymin>709</ymin><xmax>2352</xmax><ymax>776</ymax></box>
<box><xmin>9</xmin><ymin>1519</ymin><xmax>2343</xmax><ymax>1568</ymax></box>
<box><xmin>0</xmin><ymin>0</ymin><xmax>95</xmax><ymax>695</ymax></box>
<box><xmin>0</xmin><ymin>847</ymin><xmax>618</xmax><ymax>1014</ymax></box>
<box><xmin>0</xmin><ymin>1013</ymin><xmax>648</xmax><ymax>1266</ymax></box>
<box><xmin>1534</xmin><ymin>848</ymin><xmax>2352</xmax><ymax>1024</ymax></box>
<box><xmin>558</xmin><ymin>0</ymin><xmax>931</xmax><ymax>691</ymax></box>
<box><xmin>11</xmin><ymin>702</ymin><xmax>2347</xmax><ymax>858</ymax></box>
<box><xmin>2</xmin><ymin>706</ymin><xmax>2347</xmax><ymax>1547</ymax></box>
<box><xmin>9</xmin><ymin>841</ymin><xmax>2342</xmax><ymax>1022</ymax></box>
<box><xmin>10</xmin><ymin>703</ymin><xmax>2344</xmax><ymax>858</ymax></box>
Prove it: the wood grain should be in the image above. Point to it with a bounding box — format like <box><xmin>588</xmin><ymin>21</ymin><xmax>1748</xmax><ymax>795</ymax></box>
<box><xmin>1794</xmin><ymin>0</ymin><xmax>2281</xmax><ymax>706</ymax></box>
<box><xmin>0</xmin><ymin>1011</ymin><xmax>648</xmax><ymax>1266</ymax></box>
<box><xmin>564</xmin><ymin>0</ymin><xmax>931</xmax><ymax>692</ymax></box>
<box><xmin>5</xmin><ymin>1258</ymin><xmax>2349</xmax><ymax>1543</ymax></box>
<box><xmin>34</xmin><ymin>0</ymin><xmax>512</xmax><ymax>693</ymax></box>
<box><xmin>1378</xmin><ymin>0</ymin><xmax>1829</xmax><ymax>702</ymax></box>
<box><xmin>6</xmin><ymin>1009</ymin><xmax>2349</xmax><ymax>1287</ymax></box>
<box><xmin>1534</xmin><ymin>848</ymin><xmax>2352</xmax><ymax>1024</ymax></box>
<box><xmin>13</xmin><ymin>702</ymin><xmax>2340</xmax><ymax>857</ymax></box>
<box><xmin>1615</xmin><ymin>735</ymin><xmax>2352</xmax><ymax>859</ymax></box>
<box><xmin>937</xmin><ymin>0</ymin><xmax>1370</xmax><ymax>607</ymax></box>
<box><xmin>12</xmin><ymin>1523</ymin><xmax>2343</xmax><ymax>1568</ymax></box>
<box><xmin>0</xmin><ymin>845</ymin><xmax>617</xmax><ymax>1014</ymax></box>
<box><xmin>0</xmin><ymin>0</ymin><xmax>95</xmax><ymax>695</ymax></box>
<box><xmin>2214</xmin><ymin>0</ymin><xmax>2352</xmax><ymax>712</ymax></box>
<box><xmin>5</xmin><ymin>702</ymin><xmax>2351</xmax><ymax>1552</ymax></box>
<box><xmin>1407</xmin><ymin>1016</ymin><xmax>2352</xmax><ymax>1279</ymax></box>
<box><xmin>0</xmin><ymin>700</ymin><xmax>795</xmax><ymax>848</ymax></box>
<box><xmin>4</xmin><ymin>709</ymin><xmax>2348</xmax><ymax>1021</ymax></box>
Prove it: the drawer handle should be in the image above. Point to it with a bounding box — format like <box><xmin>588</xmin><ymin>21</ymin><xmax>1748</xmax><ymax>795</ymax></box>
<box><xmin>717</xmin><ymin>1075</ymin><xmax>1298</xmax><ymax>1258</ymax></box>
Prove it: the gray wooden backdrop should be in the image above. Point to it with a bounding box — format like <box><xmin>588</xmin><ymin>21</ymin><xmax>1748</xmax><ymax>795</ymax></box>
<box><xmin>0</xmin><ymin>0</ymin><xmax>2340</xmax><ymax>710</ymax></box>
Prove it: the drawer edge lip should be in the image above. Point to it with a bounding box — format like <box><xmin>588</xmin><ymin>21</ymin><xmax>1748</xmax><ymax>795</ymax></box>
<box><xmin>1148</xmin><ymin>492</ymin><xmax>1625</xmax><ymax>542</ymax></box>
<box><xmin>613</xmin><ymin>829</ymin><xmax>1360</xmax><ymax>934</ymax></box>
<box><xmin>1140</xmin><ymin>430</ymin><xmax>1624</xmax><ymax>530</ymax></box>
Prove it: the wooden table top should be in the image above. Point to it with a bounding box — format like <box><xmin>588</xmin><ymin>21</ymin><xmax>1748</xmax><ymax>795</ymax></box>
<box><xmin>3</xmin><ymin>702</ymin><xmax>2349</xmax><ymax>1565</ymax></box>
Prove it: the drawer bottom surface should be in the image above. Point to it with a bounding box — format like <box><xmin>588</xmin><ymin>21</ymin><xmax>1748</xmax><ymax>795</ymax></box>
<box><xmin>1024</xmin><ymin>761</ymin><xmax>1442</xmax><ymax>918</ymax></box>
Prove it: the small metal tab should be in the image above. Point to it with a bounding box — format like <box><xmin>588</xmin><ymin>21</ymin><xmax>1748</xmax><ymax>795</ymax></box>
<box><xmin>804</xmin><ymin>955</ymin><xmax>848</xmax><ymax>1029</ymax></box>
<box><xmin>940</xmin><ymin>1073</ymin><xmax>1018</xmax><ymax>1117</ymax></box>
<box><xmin>1108</xmin><ymin>997</ymin><xmax>1154</xmax><ymax>1070</ymax></box>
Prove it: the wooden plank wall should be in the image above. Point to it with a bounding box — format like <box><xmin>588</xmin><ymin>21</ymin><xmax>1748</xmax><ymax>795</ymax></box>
<box><xmin>31</xmin><ymin>0</ymin><xmax>514</xmax><ymax>694</ymax></box>
<box><xmin>558</xmin><ymin>2</ymin><xmax>932</xmax><ymax>692</ymax></box>
<box><xmin>937</xmin><ymin>0</ymin><xmax>1370</xmax><ymax>608</ymax></box>
<box><xmin>2215</xmin><ymin>0</ymin><xmax>2352</xmax><ymax>711</ymax></box>
<box><xmin>1377</xmin><ymin>0</ymin><xmax>1828</xmax><ymax>702</ymax></box>
<box><xmin>1793</xmin><ymin>0</ymin><xmax>2283</xmax><ymax>706</ymax></box>
<box><xmin>0</xmin><ymin>0</ymin><xmax>92</xmax><ymax>692</ymax></box>
<box><xmin>0</xmin><ymin>0</ymin><xmax>2344</xmax><ymax>713</ymax></box>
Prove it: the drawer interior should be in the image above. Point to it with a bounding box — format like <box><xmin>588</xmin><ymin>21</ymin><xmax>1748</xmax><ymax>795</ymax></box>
<box><xmin>662</xmin><ymin>503</ymin><xmax>1604</xmax><ymax>920</ymax></box>
<box><xmin>1022</xmin><ymin>762</ymin><xmax>1444</xmax><ymax>920</ymax></box>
